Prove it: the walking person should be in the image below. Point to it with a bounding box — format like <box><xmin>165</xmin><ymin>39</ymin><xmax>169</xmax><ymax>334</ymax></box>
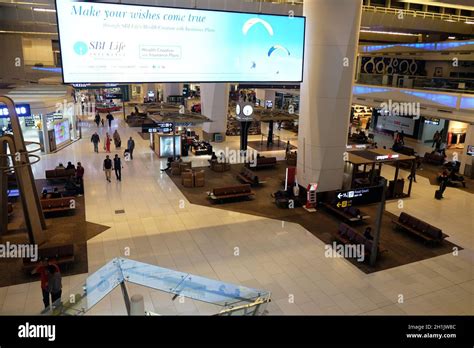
<box><xmin>91</xmin><ymin>132</ymin><xmax>100</xmax><ymax>153</ymax></box>
<box><xmin>106</xmin><ymin>112</ymin><xmax>114</xmax><ymax>128</ymax></box>
<box><xmin>127</xmin><ymin>137</ymin><xmax>135</xmax><ymax>160</ymax></box>
<box><xmin>76</xmin><ymin>162</ymin><xmax>84</xmax><ymax>195</ymax></box>
<box><xmin>113</xmin><ymin>130</ymin><xmax>121</xmax><ymax>149</ymax></box>
<box><xmin>94</xmin><ymin>112</ymin><xmax>100</xmax><ymax>127</ymax></box>
<box><xmin>437</xmin><ymin>170</ymin><xmax>449</xmax><ymax>199</ymax></box>
<box><xmin>105</xmin><ymin>132</ymin><xmax>111</xmax><ymax>153</ymax></box>
<box><xmin>47</xmin><ymin>265</ymin><xmax>62</xmax><ymax>307</ymax></box>
<box><xmin>103</xmin><ymin>155</ymin><xmax>112</xmax><ymax>182</ymax></box>
<box><xmin>31</xmin><ymin>258</ymin><xmax>59</xmax><ymax>309</ymax></box>
<box><xmin>113</xmin><ymin>154</ymin><xmax>122</xmax><ymax>181</ymax></box>
<box><xmin>101</xmin><ymin>118</ymin><xmax>105</xmax><ymax>127</ymax></box>
<box><xmin>432</xmin><ymin>130</ymin><xmax>440</xmax><ymax>148</ymax></box>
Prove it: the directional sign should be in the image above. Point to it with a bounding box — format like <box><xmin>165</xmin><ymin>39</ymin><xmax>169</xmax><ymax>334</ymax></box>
<box><xmin>334</xmin><ymin>186</ymin><xmax>384</xmax><ymax>207</ymax></box>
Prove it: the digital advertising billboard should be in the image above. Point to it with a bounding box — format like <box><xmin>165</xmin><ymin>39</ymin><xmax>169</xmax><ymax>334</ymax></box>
<box><xmin>55</xmin><ymin>0</ymin><xmax>305</xmax><ymax>83</ymax></box>
<box><xmin>54</xmin><ymin>119</ymin><xmax>70</xmax><ymax>145</ymax></box>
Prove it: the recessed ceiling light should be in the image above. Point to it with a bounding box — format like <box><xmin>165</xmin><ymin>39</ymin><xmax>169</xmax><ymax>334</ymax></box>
<box><xmin>33</xmin><ymin>8</ymin><xmax>56</xmax><ymax>13</ymax></box>
<box><xmin>448</xmin><ymin>36</ymin><xmax>456</xmax><ymax>40</ymax></box>
<box><xmin>360</xmin><ymin>30</ymin><xmax>419</xmax><ymax>37</ymax></box>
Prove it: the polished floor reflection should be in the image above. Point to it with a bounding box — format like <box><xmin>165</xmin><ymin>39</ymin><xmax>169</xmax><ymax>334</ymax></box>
<box><xmin>0</xmin><ymin>116</ymin><xmax>472</xmax><ymax>315</ymax></box>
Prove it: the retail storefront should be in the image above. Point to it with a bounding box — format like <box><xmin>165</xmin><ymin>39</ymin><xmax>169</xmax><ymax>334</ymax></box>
<box><xmin>4</xmin><ymin>85</ymin><xmax>80</xmax><ymax>153</ymax></box>
<box><xmin>72</xmin><ymin>84</ymin><xmax>130</xmax><ymax>114</ymax></box>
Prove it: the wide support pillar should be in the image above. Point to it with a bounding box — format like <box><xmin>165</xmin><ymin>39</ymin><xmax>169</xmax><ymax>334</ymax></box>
<box><xmin>162</xmin><ymin>83</ymin><xmax>181</xmax><ymax>103</ymax></box>
<box><xmin>201</xmin><ymin>83</ymin><xmax>229</xmax><ymax>142</ymax></box>
<box><xmin>297</xmin><ymin>0</ymin><xmax>363</xmax><ymax>192</ymax></box>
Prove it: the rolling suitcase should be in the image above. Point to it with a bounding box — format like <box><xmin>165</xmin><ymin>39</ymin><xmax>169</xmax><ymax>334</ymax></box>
<box><xmin>435</xmin><ymin>190</ymin><xmax>442</xmax><ymax>200</ymax></box>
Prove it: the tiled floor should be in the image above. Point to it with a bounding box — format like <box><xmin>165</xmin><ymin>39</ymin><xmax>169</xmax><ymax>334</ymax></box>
<box><xmin>1</xmin><ymin>116</ymin><xmax>472</xmax><ymax>315</ymax></box>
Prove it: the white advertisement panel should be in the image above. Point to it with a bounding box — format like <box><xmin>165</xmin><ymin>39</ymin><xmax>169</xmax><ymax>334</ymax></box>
<box><xmin>377</xmin><ymin>113</ymin><xmax>416</xmax><ymax>136</ymax></box>
<box><xmin>55</xmin><ymin>1</ymin><xmax>306</xmax><ymax>83</ymax></box>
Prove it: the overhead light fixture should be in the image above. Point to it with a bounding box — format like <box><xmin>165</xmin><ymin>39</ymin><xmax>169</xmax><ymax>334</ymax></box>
<box><xmin>0</xmin><ymin>30</ymin><xmax>57</xmax><ymax>35</ymax></box>
<box><xmin>448</xmin><ymin>36</ymin><xmax>456</xmax><ymax>40</ymax></box>
<box><xmin>445</xmin><ymin>19</ymin><xmax>456</xmax><ymax>23</ymax></box>
<box><xmin>11</xmin><ymin>1</ymin><xmax>49</xmax><ymax>5</ymax></box>
<box><xmin>33</xmin><ymin>8</ymin><xmax>56</xmax><ymax>13</ymax></box>
<box><xmin>465</xmin><ymin>21</ymin><xmax>474</xmax><ymax>25</ymax></box>
<box><xmin>360</xmin><ymin>30</ymin><xmax>419</xmax><ymax>37</ymax></box>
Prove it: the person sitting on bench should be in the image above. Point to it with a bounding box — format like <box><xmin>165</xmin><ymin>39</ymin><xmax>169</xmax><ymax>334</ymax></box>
<box><xmin>41</xmin><ymin>189</ymin><xmax>49</xmax><ymax>199</ymax></box>
<box><xmin>364</xmin><ymin>227</ymin><xmax>374</xmax><ymax>241</ymax></box>
<box><xmin>50</xmin><ymin>187</ymin><xmax>62</xmax><ymax>199</ymax></box>
<box><xmin>161</xmin><ymin>156</ymin><xmax>182</xmax><ymax>172</ymax></box>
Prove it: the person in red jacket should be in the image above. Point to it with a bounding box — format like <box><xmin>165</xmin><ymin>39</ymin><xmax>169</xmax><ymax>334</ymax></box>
<box><xmin>31</xmin><ymin>258</ymin><xmax>60</xmax><ymax>309</ymax></box>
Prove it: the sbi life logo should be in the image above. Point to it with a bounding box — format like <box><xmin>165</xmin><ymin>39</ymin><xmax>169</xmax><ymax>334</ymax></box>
<box><xmin>74</xmin><ymin>41</ymin><xmax>88</xmax><ymax>55</ymax></box>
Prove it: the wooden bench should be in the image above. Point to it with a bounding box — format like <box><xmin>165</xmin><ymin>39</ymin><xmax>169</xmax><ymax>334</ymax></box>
<box><xmin>424</xmin><ymin>152</ymin><xmax>445</xmax><ymax>166</ymax></box>
<box><xmin>208</xmin><ymin>184</ymin><xmax>255</xmax><ymax>203</ymax></box>
<box><xmin>237</xmin><ymin>167</ymin><xmax>261</xmax><ymax>186</ymax></box>
<box><xmin>246</xmin><ymin>156</ymin><xmax>277</xmax><ymax>170</ymax></box>
<box><xmin>335</xmin><ymin>223</ymin><xmax>387</xmax><ymax>259</ymax></box>
<box><xmin>393</xmin><ymin>145</ymin><xmax>415</xmax><ymax>156</ymax></box>
<box><xmin>324</xmin><ymin>203</ymin><xmax>370</xmax><ymax>223</ymax></box>
<box><xmin>41</xmin><ymin>197</ymin><xmax>76</xmax><ymax>214</ymax></box>
<box><xmin>171</xmin><ymin>161</ymin><xmax>192</xmax><ymax>176</ymax></box>
<box><xmin>210</xmin><ymin>160</ymin><xmax>231</xmax><ymax>172</ymax></box>
<box><xmin>45</xmin><ymin>169</ymin><xmax>76</xmax><ymax>180</ymax></box>
<box><xmin>392</xmin><ymin>212</ymin><xmax>448</xmax><ymax>244</ymax></box>
<box><xmin>22</xmin><ymin>244</ymin><xmax>75</xmax><ymax>273</ymax></box>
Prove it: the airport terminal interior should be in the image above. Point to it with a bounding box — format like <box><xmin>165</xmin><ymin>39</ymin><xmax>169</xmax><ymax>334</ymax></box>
<box><xmin>0</xmin><ymin>0</ymin><xmax>473</xmax><ymax>317</ymax></box>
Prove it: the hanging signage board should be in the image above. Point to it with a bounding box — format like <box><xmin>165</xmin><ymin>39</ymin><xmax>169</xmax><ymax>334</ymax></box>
<box><xmin>334</xmin><ymin>186</ymin><xmax>384</xmax><ymax>208</ymax></box>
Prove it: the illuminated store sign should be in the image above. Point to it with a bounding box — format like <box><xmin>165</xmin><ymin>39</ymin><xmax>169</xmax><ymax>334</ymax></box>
<box><xmin>376</xmin><ymin>154</ymin><xmax>399</xmax><ymax>161</ymax></box>
<box><xmin>0</xmin><ymin>104</ymin><xmax>31</xmax><ymax>117</ymax></box>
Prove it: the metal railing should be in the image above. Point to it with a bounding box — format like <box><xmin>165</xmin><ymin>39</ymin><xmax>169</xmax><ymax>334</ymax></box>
<box><xmin>357</xmin><ymin>73</ymin><xmax>474</xmax><ymax>94</ymax></box>
<box><xmin>362</xmin><ymin>5</ymin><xmax>474</xmax><ymax>23</ymax></box>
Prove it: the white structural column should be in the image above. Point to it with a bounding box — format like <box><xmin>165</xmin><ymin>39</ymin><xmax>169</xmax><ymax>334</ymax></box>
<box><xmin>201</xmin><ymin>83</ymin><xmax>230</xmax><ymax>141</ymax></box>
<box><xmin>297</xmin><ymin>0</ymin><xmax>363</xmax><ymax>192</ymax></box>
<box><xmin>255</xmin><ymin>89</ymin><xmax>276</xmax><ymax>106</ymax></box>
<box><xmin>460</xmin><ymin>124</ymin><xmax>474</xmax><ymax>176</ymax></box>
<box><xmin>162</xmin><ymin>83</ymin><xmax>181</xmax><ymax>102</ymax></box>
